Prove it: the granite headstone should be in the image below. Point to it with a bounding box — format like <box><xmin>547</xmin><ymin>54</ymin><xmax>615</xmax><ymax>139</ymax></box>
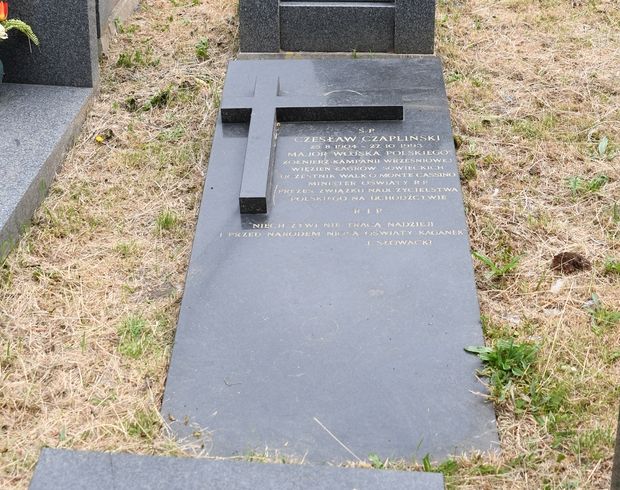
<box><xmin>0</xmin><ymin>0</ymin><xmax>98</xmax><ymax>87</ymax></box>
<box><xmin>239</xmin><ymin>0</ymin><xmax>436</xmax><ymax>54</ymax></box>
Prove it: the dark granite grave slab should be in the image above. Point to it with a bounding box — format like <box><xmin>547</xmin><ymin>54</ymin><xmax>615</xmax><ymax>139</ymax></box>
<box><xmin>0</xmin><ymin>84</ymin><xmax>93</xmax><ymax>258</ymax></box>
<box><xmin>0</xmin><ymin>0</ymin><xmax>98</xmax><ymax>87</ymax></box>
<box><xmin>29</xmin><ymin>448</ymin><xmax>445</xmax><ymax>489</ymax></box>
<box><xmin>162</xmin><ymin>57</ymin><xmax>498</xmax><ymax>463</ymax></box>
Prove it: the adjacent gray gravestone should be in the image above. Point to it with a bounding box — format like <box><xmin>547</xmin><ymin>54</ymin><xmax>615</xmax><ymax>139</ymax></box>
<box><xmin>29</xmin><ymin>449</ymin><xmax>445</xmax><ymax>490</ymax></box>
<box><xmin>0</xmin><ymin>0</ymin><xmax>98</xmax><ymax>87</ymax></box>
<box><xmin>613</xmin><ymin>404</ymin><xmax>620</xmax><ymax>490</ymax></box>
<box><xmin>0</xmin><ymin>84</ymin><xmax>93</xmax><ymax>257</ymax></box>
<box><xmin>239</xmin><ymin>0</ymin><xmax>436</xmax><ymax>54</ymax></box>
<box><xmin>161</xmin><ymin>57</ymin><xmax>499</xmax><ymax>463</ymax></box>
<box><xmin>0</xmin><ymin>0</ymin><xmax>98</xmax><ymax>257</ymax></box>
<box><xmin>96</xmin><ymin>0</ymin><xmax>140</xmax><ymax>53</ymax></box>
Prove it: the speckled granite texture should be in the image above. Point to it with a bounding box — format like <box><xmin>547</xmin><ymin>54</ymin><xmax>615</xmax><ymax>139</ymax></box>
<box><xmin>239</xmin><ymin>0</ymin><xmax>279</xmax><ymax>52</ymax></box>
<box><xmin>29</xmin><ymin>449</ymin><xmax>446</xmax><ymax>490</ymax></box>
<box><xmin>0</xmin><ymin>84</ymin><xmax>93</xmax><ymax>258</ymax></box>
<box><xmin>280</xmin><ymin>2</ymin><xmax>395</xmax><ymax>52</ymax></box>
<box><xmin>239</xmin><ymin>0</ymin><xmax>436</xmax><ymax>54</ymax></box>
<box><xmin>0</xmin><ymin>0</ymin><xmax>98</xmax><ymax>86</ymax></box>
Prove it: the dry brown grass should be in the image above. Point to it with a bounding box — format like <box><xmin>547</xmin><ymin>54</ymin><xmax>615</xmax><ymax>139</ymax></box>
<box><xmin>0</xmin><ymin>0</ymin><xmax>619</xmax><ymax>488</ymax></box>
<box><xmin>435</xmin><ymin>0</ymin><xmax>620</xmax><ymax>487</ymax></box>
<box><xmin>0</xmin><ymin>0</ymin><xmax>236</xmax><ymax>487</ymax></box>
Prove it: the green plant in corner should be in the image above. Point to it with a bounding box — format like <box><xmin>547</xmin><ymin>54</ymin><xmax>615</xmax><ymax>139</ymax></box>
<box><xmin>0</xmin><ymin>2</ymin><xmax>40</xmax><ymax>82</ymax></box>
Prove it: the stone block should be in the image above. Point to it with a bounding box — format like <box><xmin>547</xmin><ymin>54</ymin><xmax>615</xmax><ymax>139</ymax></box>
<box><xmin>238</xmin><ymin>0</ymin><xmax>436</xmax><ymax>54</ymax></box>
<box><xmin>0</xmin><ymin>84</ymin><xmax>93</xmax><ymax>258</ymax></box>
<box><xmin>0</xmin><ymin>0</ymin><xmax>98</xmax><ymax>87</ymax></box>
<box><xmin>395</xmin><ymin>0</ymin><xmax>436</xmax><ymax>54</ymax></box>
<box><xmin>279</xmin><ymin>2</ymin><xmax>394</xmax><ymax>53</ymax></box>
<box><xmin>29</xmin><ymin>449</ymin><xmax>446</xmax><ymax>489</ymax></box>
<box><xmin>239</xmin><ymin>0</ymin><xmax>279</xmax><ymax>52</ymax></box>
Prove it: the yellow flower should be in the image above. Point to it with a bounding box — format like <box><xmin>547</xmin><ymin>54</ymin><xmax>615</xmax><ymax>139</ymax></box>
<box><xmin>0</xmin><ymin>25</ymin><xmax>8</xmax><ymax>40</ymax></box>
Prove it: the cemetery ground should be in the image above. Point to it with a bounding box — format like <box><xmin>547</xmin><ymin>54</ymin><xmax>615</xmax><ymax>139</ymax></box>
<box><xmin>0</xmin><ymin>0</ymin><xmax>618</xmax><ymax>488</ymax></box>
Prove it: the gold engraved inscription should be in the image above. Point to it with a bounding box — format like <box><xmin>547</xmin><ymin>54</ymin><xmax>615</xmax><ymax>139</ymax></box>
<box><xmin>222</xmin><ymin>128</ymin><xmax>467</xmax><ymax>247</ymax></box>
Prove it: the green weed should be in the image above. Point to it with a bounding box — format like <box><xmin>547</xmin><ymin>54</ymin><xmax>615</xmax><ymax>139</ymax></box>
<box><xmin>460</xmin><ymin>159</ymin><xmax>477</xmax><ymax>181</ymax></box>
<box><xmin>368</xmin><ymin>453</ymin><xmax>385</xmax><ymax>469</ymax></box>
<box><xmin>567</xmin><ymin>175</ymin><xmax>609</xmax><ymax>196</ymax></box>
<box><xmin>612</xmin><ymin>202</ymin><xmax>620</xmax><ymax>223</ymax></box>
<box><xmin>465</xmin><ymin>339</ymin><xmax>539</xmax><ymax>400</ymax></box>
<box><xmin>158</xmin><ymin>126</ymin><xmax>186</xmax><ymax>142</ymax></box>
<box><xmin>118</xmin><ymin>316</ymin><xmax>151</xmax><ymax>359</ymax></box>
<box><xmin>195</xmin><ymin>38</ymin><xmax>209</xmax><ymax>60</ymax></box>
<box><xmin>156</xmin><ymin>210</ymin><xmax>179</xmax><ymax>232</ymax></box>
<box><xmin>116</xmin><ymin>47</ymin><xmax>159</xmax><ymax>69</ymax></box>
<box><xmin>603</xmin><ymin>258</ymin><xmax>620</xmax><ymax>275</ymax></box>
<box><xmin>572</xmin><ymin>427</ymin><xmax>615</xmax><ymax>462</ymax></box>
<box><xmin>586</xmin><ymin>293</ymin><xmax>620</xmax><ymax>334</ymax></box>
<box><xmin>115</xmin><ymin>241</ymin><xmax>138</xmax><ymax>258</ymax></box>
<box><xmin>472</xmin><ymin>250</ymin><xmax>520</xmax><ymax>280</ymax></box>
<box><xmin>125</xmin><ymin>410</ymin><xmax>161</xmax><ymax>440</ymax></box>
<box><xmin>595</xmin><ymin>135</ymin><xmax>616</xmax><ymax>160</ymax></box>
<box><xmin>114</xmin><ymin>18</ymin><xmax>139</xmax><ymax>34</ymax></box>
<box><xmin>144</xmin><ymin>86</ymin><xmax>172</xmax><ymax>111</ymax></box>
<box><xmin>446</xmin><ymin>71</ymin><xmax>464</xmax><ymax>83</ymax></box>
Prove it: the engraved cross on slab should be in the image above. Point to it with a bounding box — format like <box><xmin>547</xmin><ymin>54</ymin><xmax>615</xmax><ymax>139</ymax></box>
<box><xmin>221</xmin><ymin>74</ymin><xmax>404</xmax><ymax>214</ymax></box>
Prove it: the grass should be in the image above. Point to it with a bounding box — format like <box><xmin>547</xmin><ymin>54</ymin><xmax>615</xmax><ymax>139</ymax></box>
<box><xmin>0</xmin><ymin>0</ymin><xmax>619</xmax><ymax>488</ymax></box>
<box><xmin>156</xmin><ymin>210</ymin><xmax>179</xmax><ymax>232</ymax></box>
<box><xmin>586</xmin><ymin>294</ymin><xmax>620</xmax><ymax>335</ymax></box>
<box><xmin>567</xmin><ymin>174</ymin><xmax>610</xmax><ymax>196</ymax></box>
<box><xmin>0</xmin><ymin>0</ymin><xmax>235</xmax><ymax>486</ymax></box>
<box><xmin>118</xmin><ymin>315</ymin><xmax>151</xmax><ymax>359</ymax></box>
<box><xmin>603</xmin><ymin>258</ymin><xmax>620</xmax><ymax>275</ymax></box>
<box><xmin>472</xmin><ymin>250</ymin><xmax>520</xmax><ymax>282</ymax></box>
<box><xmin>195</xmin><ymin>38</ymin><xmax>210</xmax><ymax>60</ymax></box>
<box><xmin>466</xmin><ymin>340</ymin><xmax>539</xmax><ymax>400</ymax></box>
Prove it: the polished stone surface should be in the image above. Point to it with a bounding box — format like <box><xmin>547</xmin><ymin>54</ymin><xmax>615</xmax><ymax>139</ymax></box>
<box><xmin>162</xmin><ymin>58</ymin><xmax>498</xmax><ymax>463</ymax></box>
<box><xmin>279</xmin><ymin>3</ymin><xmax>394</xmax><ymax>53</ymax></box>
<box><xmin>239</xmin><ymin>0</ymin><xmax>279</xmax><ymax>52</ymax></box>
<box><xmin>239</xmin><ymin>0</ymin><xmax>436</xmax><ymax>54</ymax></box>
<box><xmin>0</xmin><ymin>84</ymin><xmax>93</xmax><ymax>258</ymax></box>
<box><xmin>395</xmin><ymin>0</ymin><xmax>436</xmax><ymax>54</ymax></box>
<box><xmin>0</xmin><ymin>0</ymin><xmax>98</xmax><ymax>87</ymax></box>
<box><xmin>221</xmin><ymin>74</ymin><xmax>403</xmax><ymax>214</ymax></box>
<box><xmin>29</xmin><ymin>449</ymin><xmax>445</xmax><ymax>489</ymax></box>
